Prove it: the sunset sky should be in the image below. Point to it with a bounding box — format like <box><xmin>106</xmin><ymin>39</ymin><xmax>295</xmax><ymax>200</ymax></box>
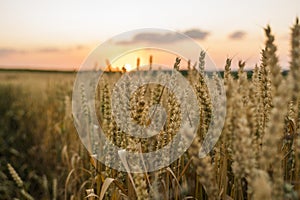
<box><xmin>0</xmin><ymin>0</ymin><xmax>299</xmax><ymax>71</ymax></box>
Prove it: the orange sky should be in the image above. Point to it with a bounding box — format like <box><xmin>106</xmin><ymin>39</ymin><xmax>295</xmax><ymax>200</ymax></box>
<box><xmin>0</xmin><ymin>0</ymin><xmax>298</xmax><ymax>71</ymax></box>
<box><xmin>0</xmin><ymin>34</ymin><xmax>289</xmax><ymax>71</ymax></box>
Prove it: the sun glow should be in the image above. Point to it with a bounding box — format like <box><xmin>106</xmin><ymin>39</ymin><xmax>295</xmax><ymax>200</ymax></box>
<box><xmin>124</xmin><ymin>63</ymin><xmax>134</xmax><ymax>71</ymax></box>
<box><xmin>109</xmin><ymin>48</ymin><xmax>188</xmax><ymax>72</ymax></box>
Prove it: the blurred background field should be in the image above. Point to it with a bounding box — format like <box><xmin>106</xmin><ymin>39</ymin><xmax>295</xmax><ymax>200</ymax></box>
<box><xmin>0</xmin><ymin>70</ymin><xmax>81</xmax><ymax>199</ymax></box>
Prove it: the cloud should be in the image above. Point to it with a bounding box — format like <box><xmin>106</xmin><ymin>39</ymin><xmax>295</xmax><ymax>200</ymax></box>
<box><xmin>0</xmin><ymin>45</ymin><xmax>86</xmax><ymax>57</ymax></box>
<box><xmin>0</xmin><ymin>48</ymin><xmax>27</xmax><ymax>57</ymax></box>
<box><xmin>36</xmin><ymin>47</ymin><xmax>61</xmax><ymax>53</ymax></box>
<box><xmin>116</xmin><ymin>29</ymin><xmax>210</xmax><ymax>45</ymax></box>
<box><xmin>75</xmin><ymin>45</ymin><xmax>85</xmax><ymax>50</ymax></box>
<box><xmin>183</xmin><ymin>29</ymin><xmax>210</xmax><ymax>40</ymax></box>
<box><xmin>37</xmin><ymin>45</ymin><xmax>86</xmax><ymax>53</ymax></box>
<box><xmin>229</xmin><ymin>31</ymin><xmax>247</xmax><ymax>40</ymax></box>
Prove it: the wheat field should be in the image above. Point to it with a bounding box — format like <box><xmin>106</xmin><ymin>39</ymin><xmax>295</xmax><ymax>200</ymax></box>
<box><xmin>0</xmin><ymin>19</ymin><xmax>300</xmax><ymax>200</ymax></box>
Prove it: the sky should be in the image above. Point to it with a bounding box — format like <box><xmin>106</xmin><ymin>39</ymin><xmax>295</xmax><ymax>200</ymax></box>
<box><xmin>0</xmin><ymin>0</ymin><xmax>299</xmax><ymax>71</ymax></box>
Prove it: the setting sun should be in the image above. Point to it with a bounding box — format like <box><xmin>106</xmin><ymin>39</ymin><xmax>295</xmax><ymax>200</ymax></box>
<box><xmin>124</xmin><ymin>63</ymin><xmax>134</xmax><ymax>71</ymax></box>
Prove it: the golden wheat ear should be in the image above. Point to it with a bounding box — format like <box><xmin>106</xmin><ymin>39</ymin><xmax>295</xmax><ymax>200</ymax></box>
<box><xmin>7</xmin><ymin>163</ymin><xmax>34</xmax><ymax>200</ymax></box>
